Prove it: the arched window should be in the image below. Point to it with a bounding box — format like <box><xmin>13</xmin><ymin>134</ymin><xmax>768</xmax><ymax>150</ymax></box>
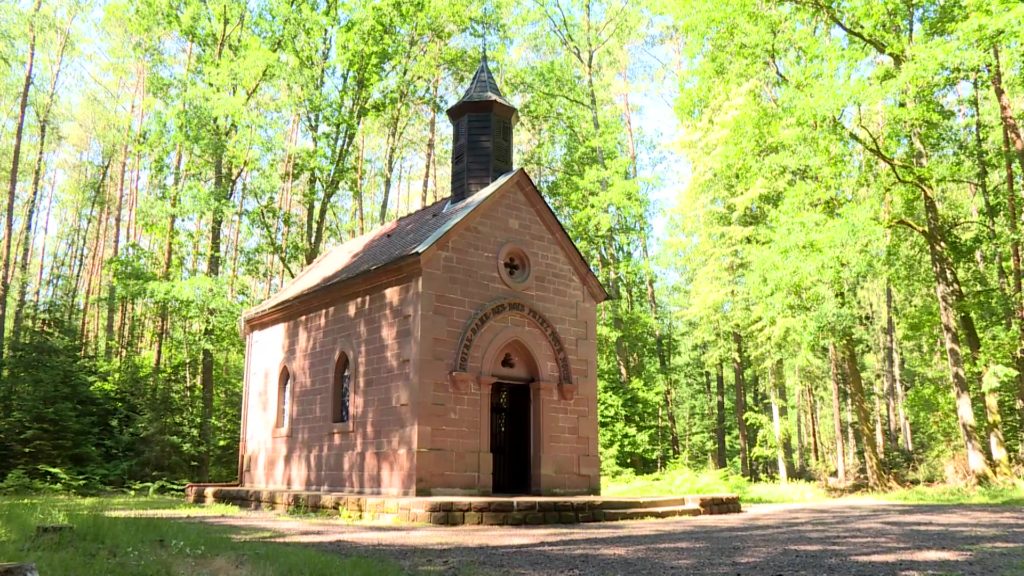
<box><xmin>276</xmin><ymin>366</ymin><xmax>291</xmax><ymax>429</ymax></box>
<box><xmin>333</xmin><ymin>353</ymin><xmax>351</xmax><ymax>423</ymax></box>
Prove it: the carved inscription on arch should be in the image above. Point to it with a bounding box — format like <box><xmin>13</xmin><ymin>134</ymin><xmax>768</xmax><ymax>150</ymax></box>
<box><xmin>455</xmin><ymin>298</ymin><xmax>572</xmax><ymax>385</ymax></box>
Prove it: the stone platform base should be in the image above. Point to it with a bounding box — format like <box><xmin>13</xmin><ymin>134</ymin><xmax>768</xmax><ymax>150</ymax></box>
<box><xmin>184</xmin><ymin>484</ymin><xmax>741</xmax><ymax>526</ymax></box>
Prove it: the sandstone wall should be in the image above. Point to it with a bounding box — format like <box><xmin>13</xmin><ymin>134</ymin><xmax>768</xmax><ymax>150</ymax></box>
<box><xmin>241</xmin><ymin>271</ymin><xmax>420</xmax><ymax>496</ymax></box>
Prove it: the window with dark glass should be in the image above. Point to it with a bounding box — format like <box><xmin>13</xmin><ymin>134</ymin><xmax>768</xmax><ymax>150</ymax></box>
<box><xmin>333</xmin><ymin>353</ymin><xmax>351</xmax><ymax>424</ymax></box>
<box><xmin>276</xmin><ymin>367</ymin><xmax>291</xmax><ymax>429</ymax></box>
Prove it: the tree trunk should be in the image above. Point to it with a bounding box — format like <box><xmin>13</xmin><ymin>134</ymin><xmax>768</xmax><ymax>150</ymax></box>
<box><xmin>421</xmin><ymin>75</ymin><xmax>438</xmax><ymax>207</ymax></box>
<box><xmin>733</xmin><ymin>331</ymin><xmax>750</xmax><ymax>478</ymax></box>
<box><xmin>807</xmin><ymin>385</ymin><xmax>820</xmax><ymax>466</ymax></box>
<box><xmin>12</xmin><ymin>16</ymin><xmax>70</xmax><ymax>343</ymax></box>
<box><xmin>356</xmin><ymin>127</ymin><xmax>365</xmax><ymax>235</ymax></box>
<box><xmin>883</xmin><ymin>283</ymin><xmax>900</xmax><ymax>445</ymax></box>
<box><xmin>1000</xmin><ymin>121</ymin><xmax>1024</xmax><ymax>455</ymax></box>
<box><xmin>199</xmin><ymin>145</ymin><xmax>229</xmax><ymax>482</ymax></box>
<box><xmin>845</xmin><ymin>392</ymin><xmax>859</xmax><ymax>474</ymax></box>
<box><xmin>32</xmin><ymin>169</ymin><xmax>56</xmax><ymax>314</ymax></box>
<box><xmin>893</xmin><ymin>340</ymin><xmax>913</xmax><ymax>452</ymax></box>
<box><xmin>0</xmin><ymin>0</ymin><xmax>42</xmax><ymax>365</ymax></box>
<box><xmin>844</xmin><ymin>339</ymin><xmax>891</xmax><ymax>489</ymax></box>
<box><xmin>873</xmin><ymin>376</ymin><xmax>886</xmax><ymax>455</ymax></box>
<box><xmin>105</xmin><ymin>75</ymin><xmax>141</xmax><ymax>360</ymax></box>
<box><xmin>991</xmin><ymin>46</ymin><xmax>1024</xmax><ymax>177</ymax></box>
<box><xmin>829</xmin><ymin>342</ymin><xmax>846</xmax><ymax>483</ymax></box>
<box><xmin>715</xmin><ymin>360</ymin><xmax>727</xmax><ymax>469</ymax></box>
<box><xmin>769</xmin><ymin>358</ymin><xmax>792</xmax><ymax>482</ymax></box>
<box><xmin>378</xmin><ymin>108</ymin><xmax>403</xmax><ymax>224</ymax></box>
<box><xmin>920</xmin><ymin>186</ymin><xmax>992</xmax><ymax>482</ymax></box>
<box><xmin>795</xmin><ymin>380</ymin><xmax>805</xmax><ymax>475</ymax></box>
<box><xmin>983</xmin><ymin>379</ymin><xmax>1011</xmax><ymax>477</ymax></box>
<box><xmin>153</xmin><ymin>145</ymin><xmax>184</xmax><ymax>381</ymax></box>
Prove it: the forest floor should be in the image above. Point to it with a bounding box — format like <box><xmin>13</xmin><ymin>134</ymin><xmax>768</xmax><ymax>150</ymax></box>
<box><xmin>195</xmin><ymin>500</ymin><xmax>1024</xmax><ymax>576</ymax></box>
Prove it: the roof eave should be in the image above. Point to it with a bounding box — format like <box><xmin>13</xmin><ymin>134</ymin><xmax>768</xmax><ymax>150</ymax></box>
<box><xmin>241</xmin><ymin>253</ymin><xmax>422</xmax><ymax>333</ymax></box>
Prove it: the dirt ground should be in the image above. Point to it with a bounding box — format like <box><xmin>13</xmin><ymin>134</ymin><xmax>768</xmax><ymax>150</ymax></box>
<box><xmin>197</xmin><ymin>501</ymin><xmax>1024</xmax><ymax>575</ymax></box>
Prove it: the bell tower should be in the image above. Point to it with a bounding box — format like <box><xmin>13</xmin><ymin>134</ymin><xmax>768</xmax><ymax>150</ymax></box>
<box><xmin>447</xmin><ymin>54</ymin><xmax>518</xmax><ymax>203</ymax></box>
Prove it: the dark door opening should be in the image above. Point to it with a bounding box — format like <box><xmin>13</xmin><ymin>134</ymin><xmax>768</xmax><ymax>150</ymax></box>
<box><xmin>491</xmin><ymin>382</ymin><xmax>531</xmax><ymax>494</ymax></box>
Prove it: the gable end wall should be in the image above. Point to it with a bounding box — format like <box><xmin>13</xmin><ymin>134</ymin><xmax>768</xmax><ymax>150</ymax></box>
<box><xmin>417</xmin><ymin>180</ymin><xmax>600</xmax><ymax>495</ymax></box>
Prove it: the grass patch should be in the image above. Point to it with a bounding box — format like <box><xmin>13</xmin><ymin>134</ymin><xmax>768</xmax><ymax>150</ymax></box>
<box><xmin>603</xmin><ymin>467</ymin><xmax>1024</xmax><ymax>506</ymax></box>
<box><xmin>856</xmin><ymin>482</ymin><xmax>1024</xmax><ymax>506</ymax></box>
<box><xmin>601</xmin><ymin>467</ymin><xmax>829</xmax><ymax>504</ymax></box>
<box><xmin>0</xmin><ymin>494</ymin><xmax>401</xmax><ymax>575</ymax></box>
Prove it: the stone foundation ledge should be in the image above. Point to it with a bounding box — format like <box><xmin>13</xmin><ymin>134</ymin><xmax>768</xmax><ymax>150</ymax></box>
<box><xmin>184</xmin><ymin>484</ymin><xmax>741</xmax><ymax>525</ymax></box>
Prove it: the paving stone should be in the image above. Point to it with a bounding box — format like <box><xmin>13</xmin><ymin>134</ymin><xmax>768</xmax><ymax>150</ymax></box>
<box><xmin>507</xmin><ymin>512</ymin><xmax>526</xmax><ymax>526</ymax></box>
<box><xmin>452</xmin><ymin>501</ymin><xmax>472</xmax><ymax>512</ymax></box>
<box><xmin>464</xmin><ymin>512</ymin><xmax>483</xmax><ymax>525</ymax></box>
<box><xmin>447</xmin><ymin>512</ymin><xmax>465</xmax><ymax>525</ymax></box>
<box><xmin>429</xmin><ymin>512</ymin><xmax>449</xmax><ymax>525</ymax></box>
<box><xmin>490</xmin><ymin>501</ymin><xmax>515</xmax><ymax>512</ymax></box>
<box><xmin>559</xmin><ymin>512</ymin><xmax>578</xmax><ymax>523</ymax></box>
<box><xmin>544</xmin><ymin>512</ymin><xmax>560</xmax><ymax>523</ymax></box>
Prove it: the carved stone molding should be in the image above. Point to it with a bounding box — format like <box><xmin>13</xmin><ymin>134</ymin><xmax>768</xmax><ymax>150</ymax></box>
<box><xmin>454</xmin><ymin>298</ymin><xmax>572</xmax><ymax>386</ymax></box>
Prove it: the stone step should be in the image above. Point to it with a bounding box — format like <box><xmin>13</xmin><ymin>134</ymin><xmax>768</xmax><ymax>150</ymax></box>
<box><xmin>603</xmin><ymin>505</ymin><xmax>703</xmax><ymax>521</ymax></box>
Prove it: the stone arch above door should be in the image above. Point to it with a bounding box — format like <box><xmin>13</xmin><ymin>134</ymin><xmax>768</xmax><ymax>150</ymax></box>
<box><xmin>449</xmin><ymin>298</ymin><xmax>576</xmax><ymax>400</ymax></box>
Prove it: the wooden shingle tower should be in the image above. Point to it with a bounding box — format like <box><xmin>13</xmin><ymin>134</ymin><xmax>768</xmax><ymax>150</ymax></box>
<box><xmin>446</xmin><ymin>54</ymin><xmax>519</xmax><ymax>203</ymax></box>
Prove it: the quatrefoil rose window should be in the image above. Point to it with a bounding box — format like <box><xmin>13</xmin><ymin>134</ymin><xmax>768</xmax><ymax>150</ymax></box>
<box><xmin>497</xmin><ymin>243</ymin><xmax>532</xmax><ymax>290</ymax></box>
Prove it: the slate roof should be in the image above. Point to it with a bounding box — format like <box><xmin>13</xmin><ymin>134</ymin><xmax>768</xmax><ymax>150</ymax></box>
<box><xmin>244</xmin><ymin>171</ymin><xmax>519</xmax><ymax>322</ymax></box>
<box><xmin>447</xmin><ymin>54</ymin><xmax>517</xmax><ymax>114</ymax></box>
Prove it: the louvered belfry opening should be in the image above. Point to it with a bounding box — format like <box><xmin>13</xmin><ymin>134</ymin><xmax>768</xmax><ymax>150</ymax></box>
<box><xmin>447</xmin><ymin>54</ymin><xmax>518</xmax><ymax>204</ymax></box>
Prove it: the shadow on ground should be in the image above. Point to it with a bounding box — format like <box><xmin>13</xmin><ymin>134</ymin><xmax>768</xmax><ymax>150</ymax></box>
<box><xmin>196</xmin><ymin>503</ymin><xmax>1024</xmax><ymax>575</ymax></box>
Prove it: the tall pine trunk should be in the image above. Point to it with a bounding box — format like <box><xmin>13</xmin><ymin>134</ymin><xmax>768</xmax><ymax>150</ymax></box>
<box><xmin>421</xmin><ymin>75</ymin><xmax>438</xmax><ymax>207</ymax></box>
<box><xmin>769</xmin><ymin>358</ymin><xmax>792</xmax><ymax>482</ymax></box>
<box><xmin>13</xmin><ymin>17</ymin><xmax>71</xmax><ymax>343</ymax></box>
<box><xmin>829</xmin><ymin>342</ymin><xmax>846</xmax><ymax>483</ymax></box>
<box><xmin>199</xmin><ymin>146</ymin><xmax>228</xmax><ymax>482</ymax></box>
<box><xmin>715</xmin><ymin>360</ymin><xmax>727</xmax><ymax>469</ymax></box>
<box><xmin>0</xmin><ymin>0</ymin><xmax>42</xmax><ymax>365</ymax></box>
<box><xmin>733</xmin><ymin>331</ymin><xmax>750</xmax><ymax>478</ymax></box>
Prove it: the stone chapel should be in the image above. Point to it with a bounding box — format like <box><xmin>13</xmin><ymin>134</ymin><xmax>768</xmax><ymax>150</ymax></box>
<box><xmin>238</xmin><ymin>56</ymin><xmax>608</xmax><ymax>496</ymax></box>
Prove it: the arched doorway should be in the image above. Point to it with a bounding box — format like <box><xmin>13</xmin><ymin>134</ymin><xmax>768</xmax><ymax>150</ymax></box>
<box><xmin>487</xmin><ymin>339</ymin><xmax>536</xmax><ymax>494</ymax></box>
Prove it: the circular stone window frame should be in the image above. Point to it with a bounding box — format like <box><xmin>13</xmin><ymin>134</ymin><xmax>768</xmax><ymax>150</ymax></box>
<box><xmin>497</xmin><ymin>243</ymin><xmax>533</xmax><ymax>291</ymax></box>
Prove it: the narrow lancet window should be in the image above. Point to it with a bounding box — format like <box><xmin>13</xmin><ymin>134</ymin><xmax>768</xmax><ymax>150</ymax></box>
<box><xmin>276</xmin><ymin>367</ymin><xmax>291</xmax><ymax>429</ymax></box>
<box><xmin>333</xmin><ymin>353</ymin><xmax>351</xmax><ymax>424</ymax></box>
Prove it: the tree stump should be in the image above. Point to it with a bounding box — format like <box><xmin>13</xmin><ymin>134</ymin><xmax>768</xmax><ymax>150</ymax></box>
<box><xmin>34</xmin><ymin>524</ymin><xmax>73</xmax><ymax>536</ymax></box>
<box><xmin>0</xmin><ymin>563</ymin><xmax>39</xmax><ymax>576</ymax></box>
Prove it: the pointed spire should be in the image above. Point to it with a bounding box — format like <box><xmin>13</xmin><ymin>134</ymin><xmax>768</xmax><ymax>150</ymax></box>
<box><xmin>449</xmin><ymin>53</ymin><xmax>516</xmax><ymax>112</ymax></box>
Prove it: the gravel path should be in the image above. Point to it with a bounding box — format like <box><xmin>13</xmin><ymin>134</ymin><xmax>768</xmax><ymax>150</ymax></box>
<box><xmin>197</xmin><ymin>501</ymin><xmax>1024</xmax><ymax>575</ymax></box>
